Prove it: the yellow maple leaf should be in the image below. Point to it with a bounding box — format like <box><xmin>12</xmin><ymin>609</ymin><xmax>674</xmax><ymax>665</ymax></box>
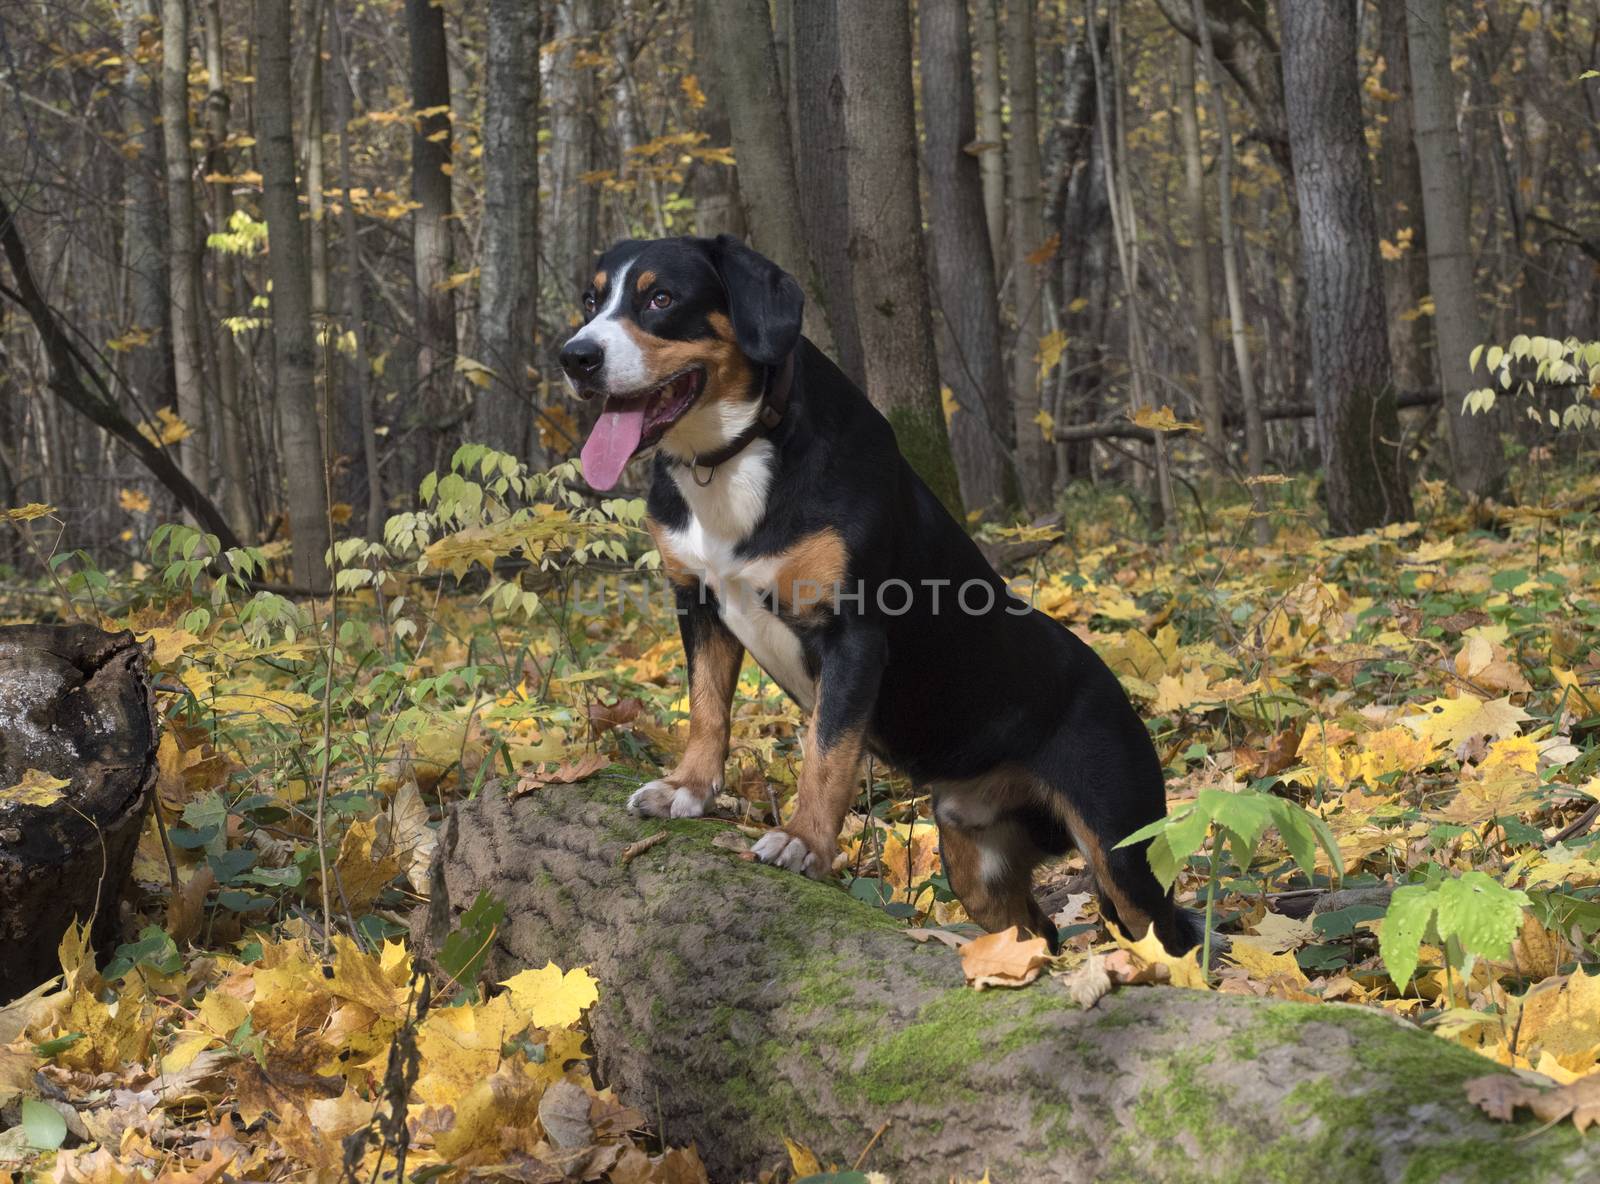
<box><xmin>1110</xmin><ymin>923</ymin><xmax>1210</xmax><ymax>990</ymax></box>
<box><xmin>1152</xmin><ymin>667</ymin><xmax>1213</xmax><ymax>715</ymax></box>
<box><xmin>118</xmin><ymin>487</ymin><xmax>152</xmax><ymax>513</ymax></box>
<box><xmin>1</xmin><ymin>768</ymin><xmax>70</xmax><ymax>808</ymax></box>
<box><xmin>1402</xmin><ymin>694</ymin><xmax>1530</xmax><ymax>749</ymax></box>
<box><xmin>680</xmin><ymin>73</ymin><xmax>706</xmax><ymax>109</ymax></box>
<box><xmin>1351</xmin><ymin>725</ymin><xmax>1439</xmax><ymax>783</ymax></box>
<box><xmin>941</xmin><ymin>384</ymin><xmax>960</xmax><ymax>424</ymax></box>
<box><xmin>1033</xmin><ymin>407</ymin><xmax>1056</xmax><ymax>441</ymax></box>
<box><xmin>500</xmin><ymin>961</ymin><xmax>600</xmax><ymax>1029</ymax></box>
<box><xmin>3</xmin><ymin>502</ymin><xmax>55</xmax><ymax>522</ymax></box>
<box><xmin>1036</xmin><ymin>329</ymin><xmax>1068</xmax><ymax>378</ymax></box>
<box><xmin>329</xmin><ymin>817</ymin><xmax>406</xmax><ymax>911</ymax></box>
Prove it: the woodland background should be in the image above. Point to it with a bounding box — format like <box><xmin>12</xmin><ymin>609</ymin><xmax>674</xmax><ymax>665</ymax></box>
<box><xmin>3</xmin><ymin>0</ymin><xmax>1600</xmax><ymax>1181</ymax></box>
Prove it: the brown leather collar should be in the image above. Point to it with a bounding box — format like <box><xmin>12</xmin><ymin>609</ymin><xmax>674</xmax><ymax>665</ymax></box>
<box><xmin>678</xmin><ymin>350</ymin><xmax>795</xmax><ymax>482</ymax></box>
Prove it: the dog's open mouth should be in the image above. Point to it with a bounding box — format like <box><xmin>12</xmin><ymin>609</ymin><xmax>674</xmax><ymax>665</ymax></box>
<box><xmin>580</xmin><ymin>368</ymin><xmax>706</xmax><ymax>490</ymax></box>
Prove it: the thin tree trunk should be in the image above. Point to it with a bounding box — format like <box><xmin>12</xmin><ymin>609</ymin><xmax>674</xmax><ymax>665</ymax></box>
<box><xmin>1406</xmin><ymin>0</ymin><xmax>1507</xmax><ymax>500</ymax></box>
<box><xmin>407</xmin><ymin>0</ymin><xmax>460</xmax><ymax>475</ymax></box>
<box><xmin>1005</xmin><ymin>0</ymin><xmax>1054</xmax><ymax>510</ymax></box>
<box><xmin>1376</xmin><ymin>0</ymin><xmax>1432</xmax><ymax>399</ymax></box>
<box><xmin>836</xmin><ymin>0</ymin><xmax>963</xmax><ymax>518</ymax></box>
<box><xmin>974</xmin><ymin>0</ymin><xmax>1007</xmax><ymax>269</ymax></box>
<box><xmin>790</xmin><ymin>0</ymin><xmax>862</xmax><ymax>386</ymax></box>
<box><xmin>329</xmin><ymin>2</ymin><xmax>383</xmax><ymax>540</ymax></box>
<box><xmin>1280</xmin><ymin>1</ymin><xmax>1413</xmax><ymax>532</ymax></box>
<box><xmin>120</xmin><ymin>0</ymin><xmax>171</xmax><ymax>423</ymax></box>
<box><xmin>474</xmin><ymin>0</ymin><xmax>541</xmax><ymax>460</ymax></box>
<box><xmin>301</xmin><ymin>0</ymin><xmax>328</xmax><ymax>320</ymax></box>
<box><xmin>160</xmin><ymin>0</ymin><xmax>210</xmax><ymax>497</ymax></box>
<box><xmin>705</xmin><ymin>0</ymin><xmax>835</xmax><ymax>360</ymax></box>
<box><xmin>1176</xmin><ymin>39</ymin><xmax>1223</xmax><ymax>490</ymax></box>
<box><xmin>1193</xmin><ymin>0</ymin><xmax>1267</xmax><ymax>542</ymax></box>
<box><xmin>201</xmin><ymin>0</ymin><xmax>253</xmax><ymax>539</ymax></box>
<box><xmin>256</xmin><ymin>0</ymin><xmax>331</xmax><ymax>587</ymax></box>
<box><xmin>920</xmin><ymin>0</ymin><xmax>1017</xmax><ymax>516</ymax></box>
<box><xmin>549</xmin><ymin>0</ymin><xmax>599</xmax><ymax>296</ymax></box>
<box><xmin>690</xmin><ymin>0</ymin><xmax>746</xmax><ymax>240</ymax></box>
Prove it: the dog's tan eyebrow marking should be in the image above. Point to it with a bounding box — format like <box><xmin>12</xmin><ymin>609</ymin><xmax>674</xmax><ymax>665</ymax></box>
<box><xmin>635</xmin><ymin>269</ymin><xmax>658</xmax><ymax>292</ymax></box>
<box><xmin>592</xmin><ymin>270</ymin><xmax>608</xmax><ymax>292</ymax></box>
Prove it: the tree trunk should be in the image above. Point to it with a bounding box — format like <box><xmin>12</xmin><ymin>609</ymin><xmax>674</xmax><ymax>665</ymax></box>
<box><xmin>427</xmin><ymin>780</ymin><xmax>1600</xmax><ymax>1184</ymax></box>
<box><xmin>1280</xmin><ymin>2</ymin><xmax>1413</xmax><ymax>533</ymax></box>
<box><xmin>329</xmin><ymin>2</ymin><xmax>384</xmax><ymax>540</ymax></box>
<box><xmin>160</xmin><ymin>0</ymin><xmax>210</xmax><ymax>498</ymax></box>
<box><xmin>1005</xmin><ymin>0</ymin><xmax>1054</xmax><ymax>510</ymax></box>
<box><xmin>255</xmin><ymin>0</ymin><xmax>331</xmax><ymax>588</ymax></box>
<box><xmin>1193</xmin><ymin>0</ymin><xmax>1268</xmax><ymax>542</ymax></box>
<box><xmin>1176</xmin><ymin>39</ymin><xmax>1223</xmax><ymax>485</ymax></box>
<box><xmin>301</xmin><ymin>0</ymin><xmax>329</xmax><ymax>321</ymax></box>
<box><xmin>200</xmin><ymin>0</ymin><xmax>254</xmax><ymax>540</ymax></box>
<box><xmin>690</xmin><ymin>0</ymin><xmax>746</xmax><ymax>240</ymax></box>
<box><xmin>705</xmin><ymin>0</ymin><xmax>835</xmax><ymax>360</ymax></box>
<box><xmin>119</xmin><ymin>0</ymin><xmax>172</xmax><ymax>431</ymax></box>
<box><xmin>549</xmin><ymin>0</ymin><xmax>599</xmax><ymax>297</ymax></box>
<box><xmin>407</xmin><ymin>0</ymin><xmax>460</xmax><ymax>475</ymax></box>
<box><xmin>1375</xmin><ymin>0</ymin><xmax>1432</xmax><ymax>401</ymax></box>
<box><xmin>974</xmin><ymin>0</ymin><xmax>1007</xmax><ymax>269</ymax></box>
<box><xmin>790</xmin><ymin>0</ymin><xmax>863</xmax><ymax>387</ymax></box>
<box><xmin>836</xmin><ymin>0</ymin><xmax>963</xmax><ymax>518</ymax></box>
<box><xmin>474</xmin><ymin>0</ymin><xmax>540</xmax><ymax>460</ymax></box>
<box><xmin>919</xmin><ymin>0</ymin><xmax>1017</xmax><ymax>517</ymax></box>
<box><xmin>1406</xmin><ymin>0</ymin><xmax>1507</xmax><ymax>500</ymax></box>
<box><xmin>0</xmin><ymin>626</ymin><xmax>156</xmax><ymax>1002</ymax></box>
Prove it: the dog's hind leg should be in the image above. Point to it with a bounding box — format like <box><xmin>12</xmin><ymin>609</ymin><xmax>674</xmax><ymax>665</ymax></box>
<box><xmin>933</xmin><ymin>781</ymin><xmax>1062</xmax><ymax>948</ymax></box>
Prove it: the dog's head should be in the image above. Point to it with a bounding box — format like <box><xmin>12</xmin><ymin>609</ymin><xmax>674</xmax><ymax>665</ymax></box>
<box><xmin>558</xmin><ymin>235</ymin><xmax>803</xmax><ymax>489</ymax></box>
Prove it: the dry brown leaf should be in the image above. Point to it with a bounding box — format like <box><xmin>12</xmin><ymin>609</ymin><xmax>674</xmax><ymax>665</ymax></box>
<box><xmin>1061</xmin><ymin>952</ymin><xmax>1113</xmax><ymax>1008</ymax></box>
<box><xmin>907</xmin><ymin>926</ymin><xmax>970</xmax><ymax>951</ymax></box>
<box><xmin>512</xmin><ymin>753</ymin><xmax>609</xmax><ymax>797</ymax></box>
<box><xmin>1466</xmin><ymin>1073</ymin><xmax>1600</xmax><ymax>1132</ymax></box>
<box><xmin>165</xmin><ymin>866</ymin><xmax>216</xmax><ymax>945</ymax></box>
<box><xmin>959</xmin><ymin>926</ymin><xmax>1052</xmax><ymax>989</ymax></box>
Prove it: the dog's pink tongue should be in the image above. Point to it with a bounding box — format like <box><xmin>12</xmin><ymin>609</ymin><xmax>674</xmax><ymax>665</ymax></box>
<box><xmin>581</xmin><ymin>399</ymin><xmax>646</xmax><ymax>490</ymax></box>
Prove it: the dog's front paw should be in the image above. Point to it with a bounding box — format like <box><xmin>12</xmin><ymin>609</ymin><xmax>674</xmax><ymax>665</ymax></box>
<box><xmin>750</xmin><ymin>828</ymin><xmax>829</xmax><ymax>878</ymax></box>
<box><xmin>627</xmin><ymin>778</ymin><xmax>713</xmax><ymax>819</ymax></box>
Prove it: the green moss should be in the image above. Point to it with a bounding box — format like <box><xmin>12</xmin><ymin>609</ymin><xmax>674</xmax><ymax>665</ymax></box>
<box><xmin>850</xmin><ymin>989</ymin><xmax>1015</xmax><ymax>1106</ymax></box>
<box><xmin>885</xmin><ymin>406</ymin><xmax>964</xmax><ymax>519</ymax></box>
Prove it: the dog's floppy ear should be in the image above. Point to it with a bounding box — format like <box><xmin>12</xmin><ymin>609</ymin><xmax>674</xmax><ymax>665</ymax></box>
<box><xmin>708</xmin><ymin>234</ymin><xmax>804</xmax><ymax>365</ymax></box>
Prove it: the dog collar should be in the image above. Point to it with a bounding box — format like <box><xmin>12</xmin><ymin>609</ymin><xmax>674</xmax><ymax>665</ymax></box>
<box><xmin>680</xmin><ymin>350</ymin><xmax>795</xmax><ymax>484</ymax></box>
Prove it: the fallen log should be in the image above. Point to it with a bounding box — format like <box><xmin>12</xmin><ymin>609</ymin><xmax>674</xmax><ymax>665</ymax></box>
<box><xmin>434</xmin><ymin>779</ymin><xmax>1599</xmax><ymax>1183</ymax></box>
<box><xmin>0</xmin><ymin>625</ymin><xmax>157</xmax><ymax>1001</ymax></box>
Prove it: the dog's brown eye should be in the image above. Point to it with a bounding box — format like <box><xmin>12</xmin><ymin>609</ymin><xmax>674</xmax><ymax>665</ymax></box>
<box><xmin>650</xmin><ymin>291</ymin><xmax>673</xmax><ymax>310</ymax></box>
<box><xmin>582</xmin><ymin>292</ymin><xmax>597</xmax><ymax>313</ymax></box>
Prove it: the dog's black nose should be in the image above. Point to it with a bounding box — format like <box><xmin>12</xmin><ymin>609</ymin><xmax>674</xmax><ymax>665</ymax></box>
<box><xmin>560</xmin><ymin>338</ymin><xmax>604</xmax><ymax>381</ymax></box>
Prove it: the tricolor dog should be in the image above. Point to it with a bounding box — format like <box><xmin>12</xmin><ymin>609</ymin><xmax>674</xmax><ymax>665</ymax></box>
<box><xmin>560</xmin><ymin>234</ymin><xmax>1201</xmax><ymax>954</ymax></box>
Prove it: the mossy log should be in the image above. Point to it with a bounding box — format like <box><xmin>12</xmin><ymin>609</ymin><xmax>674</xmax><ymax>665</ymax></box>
<box><xmin>436</xmin><ymin>779</ymin><xmax>1599</xmax><ymax>1183</ymax></box>
<box><xmin>0</xmin><ymin>626</ymin><xmax>157</xmax><ymax>1002</ymax></box>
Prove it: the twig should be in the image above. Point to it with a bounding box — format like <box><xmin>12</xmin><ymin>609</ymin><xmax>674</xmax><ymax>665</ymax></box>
<box><xmin>1548</xmin><ymin>801</ymin><xmax>1600</xmax><ymax>847</ymax></box>
<box><xmin>619</xmin><ymin>830</ymin><xmax>670</xmax><ymax>864</ymax></box>
<box><xmin>852</xmin><ymin>1120</ymin><xmax>891</xmax><ymax>1171</ymax></box>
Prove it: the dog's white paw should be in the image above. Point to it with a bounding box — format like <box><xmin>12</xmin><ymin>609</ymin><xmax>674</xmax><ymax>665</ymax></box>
<box><xmin>751</xmin><ymin>828</ymin><xmax>818</xmax><ymax>876</ymax></box>
<box><xmin>627</xmin><ymin>779</ymin><xmax>712</xmax><ymax>819</ymax></box>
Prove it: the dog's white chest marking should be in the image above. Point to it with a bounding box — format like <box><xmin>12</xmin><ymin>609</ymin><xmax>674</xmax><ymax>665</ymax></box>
<box><xmin>664</xmin><ymin>445</ymin><xmax>816</xmax><ymax>713</ymax></box>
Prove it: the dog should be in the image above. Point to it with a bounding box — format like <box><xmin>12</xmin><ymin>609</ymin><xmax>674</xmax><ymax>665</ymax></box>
<box><xmin>559</xmin><ymin>234</ymin><xmax>1201</xmax><ymax>955</ymax></box>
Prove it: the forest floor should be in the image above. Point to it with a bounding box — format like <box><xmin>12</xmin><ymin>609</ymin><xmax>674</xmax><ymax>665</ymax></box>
<box><xmin>3</xmin><ymin>454</ymin><xmax>1599</xmax><ymax>1181</ymax></box>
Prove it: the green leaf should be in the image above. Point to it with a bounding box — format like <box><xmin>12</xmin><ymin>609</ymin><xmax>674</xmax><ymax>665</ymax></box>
<box><xmin>1380</xmin><ymin>884</ymin><xmax>1436</xmax><ymax>990</ymax></box>
<box><xmin>1433</xmin><ymin>871</ymin><xmax>1529</xmax><ymax>964</ymax></box>
<box><xmin>438</xmin><ymin>890</ymin><xmax>507</xmax><ymax>1004</ymax></box>
<box><xmin>22</xmin><ymin>1098</ymin><xmax>67</xmax><ymax>1150</ymax></box>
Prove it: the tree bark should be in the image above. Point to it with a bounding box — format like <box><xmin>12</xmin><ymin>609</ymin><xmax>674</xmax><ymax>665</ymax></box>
<box><xmin>160</xmin><ymin>0</ymin><xmax>210</xmax><ymax>497</ymax></box>
<box><xmin>428</xmin><ymin>780</ymin><xmax>1600</xmax><ymax>1184</ymax></box>
<box><xmin>1406</xmin><ymin>0</ymin><xmax>1507</xmax><ymax>500</ymax></box>
<box><xmin>1280</xmin><ymin>2</ymin><xmax>1413</xmax><ymax>533</ymax></box>
<box><xmin>973</xmin><ymin>0</ymin><xmax>1007</xmax><ymax>269</ymax></box>
<box><xmin>1005</xmin><ymin>0</ymin><xmax>1055</xmax><ymax>510</ymax></box>
<box><xmin>406</xmin><ymin>0</ymin><xmax>460</xmax><ymax>480</ymax></box>
<box><xmin>836</xmin><ymin>0</ymin><xmax>963</xmax><ymax>518</ymax></box>
<box><xmin>705</xmin><ymin>0</ymin><xmax>835</xmax><ymax>360</ymax></box>
<box><xmin>474</xmin><ymin>0</ymin><xmax>540</xmax><ymax>461</ymax></box>
<box><xmin>0</xmin><ymin>626</ymin><xmax>156</xmax><ymax>1001</ymax></box>
<box><xmin>119</xmin><ymin>0</ymin><xmax>172</xmax><ymax>431</ymax></box>
<box><xmin>1193</xmin><ymin>0</ymin><xmax>1268</xmax><ymax>542</ymax></box>
<box><xmin>790</xmin><ymin>0</ymin><xmax>862</xmax><ymax>387</ymax></box>
<box><xmin>919</xmin><ymin>0</ymin><xmax>1017</xmax><ymax>516</ymax></box>
<box><xmin>255</xmin><ymin>0</ymin><xmax>331</xmax><ymax>587</ymax></box>
<box><xmin>300</xmin><ymin>0</ymin><xmax>329</xmax><ymax>321</ymax></box>
<box><xmin>549</xmin><ymin>0</ymin><xmax>599</xmax><ymax>297</ymax></box>
<box><xmin>1176</xmin><ymin>39</ymin><xmax>1223</xmax><ymax>485</ymax></box>
<box><xmin>1375</xmin><ymin>0</ymin><xmax>1433</xmax><ymax>401</ymax></box>
<box><xmin>689</xmin><ymin>0</ymin><xmax>746</xmax><ymax>240</ymax></box>
<box><xmin>200</xmin><ymin>0</ymin><xmax>254</xmax><ymax>540</ymax></box>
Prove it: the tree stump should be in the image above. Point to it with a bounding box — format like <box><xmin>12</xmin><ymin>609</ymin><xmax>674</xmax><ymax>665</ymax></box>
<box><xmin>0</xmin><ymin>625</ymin><xmax>157</xmax><ymax>1001</ymax></box>
<box><xmin>430</xmin><ymin>778</ymin><xmax>1600</xmax><ymax>1183</ymax></box>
